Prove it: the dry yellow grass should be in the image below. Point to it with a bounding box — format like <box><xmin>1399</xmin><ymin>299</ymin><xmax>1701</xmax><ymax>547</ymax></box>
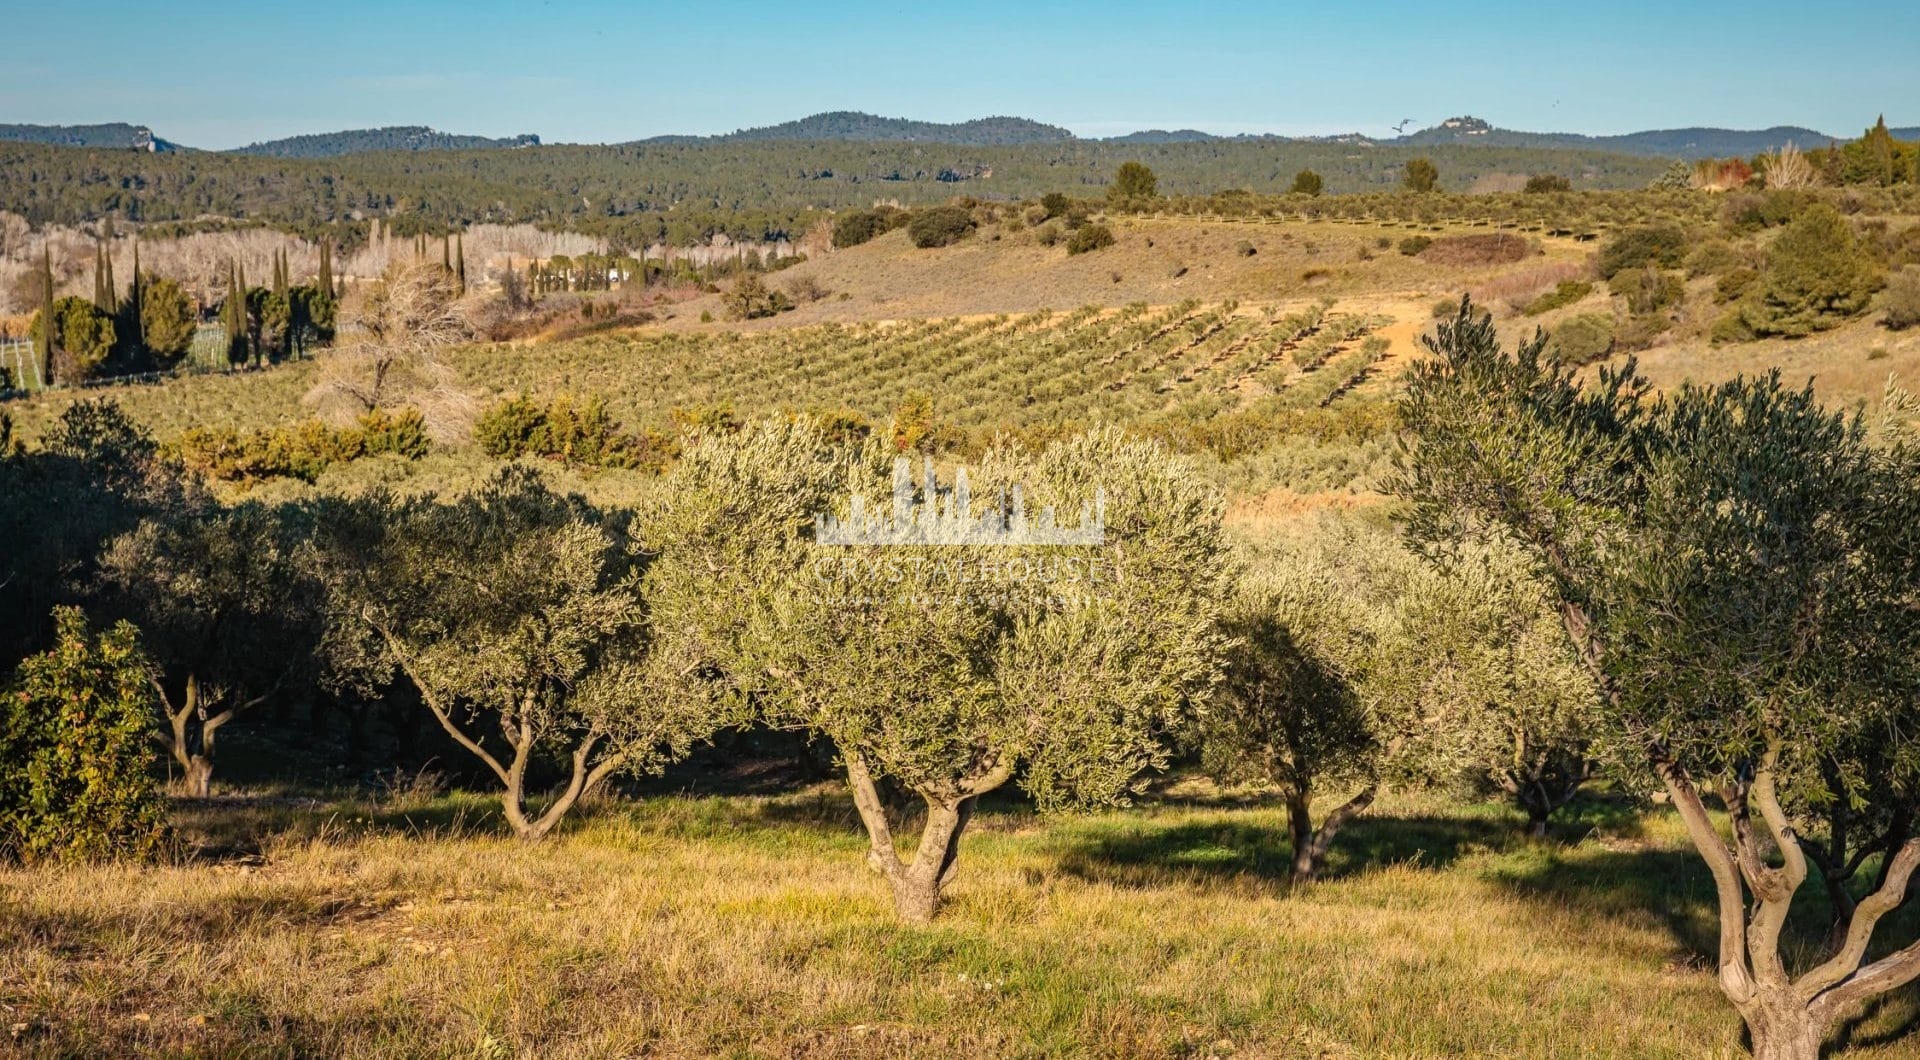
<box><xmin>6</xmin><ymin>786</ymin><xmax>1920</xmax><ymax>1059</ymax></box>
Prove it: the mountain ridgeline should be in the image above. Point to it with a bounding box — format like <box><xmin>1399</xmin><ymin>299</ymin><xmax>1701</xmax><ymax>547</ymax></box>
<box><xmin>636</xmin><ymin>111</ymin><xmax>1075</xmax><ymax>146</ymax></box>
<box><xmin>230</xmin><ymin>126</ymin><xmax>542</xmax><ymax>158</ymax></box>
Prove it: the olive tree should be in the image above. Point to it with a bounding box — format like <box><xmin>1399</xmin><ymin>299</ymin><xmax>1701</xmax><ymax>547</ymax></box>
<box><xmin>1398</xmin><ymin>541</ymin><xmax>1599</xmax><ymax>837</ymax></box>
<box><xmin>648</xmin><ymin>421</ymin><xmax>1228</xmax><ymax>921</ymax></box>
<box><xmin>1396</xmin><ymin>301</ymin><xmax>1920</xmax><ymax>1060</ymax></box>
<box><xmin>95</xmin><ymin>502</ymin><xmax>317</xmax><ymax>798</ymax></box>
<box><xmin>313</xmin><ymin>466</ymin><xmax>733</xmax><ymax>841</ymax></box>
<box><xmin>1200</xmin><ymin>528</ymin><xmax>1385</xmax><ymax>883</ymax></box>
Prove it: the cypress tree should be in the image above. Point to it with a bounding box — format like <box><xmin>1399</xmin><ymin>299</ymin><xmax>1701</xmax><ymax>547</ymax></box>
<box><xmin>318</xmin><ymin>239</ymin><xmax>334</xmax><ymax>298</ymax></box>
<box><xmin>93</xmin><ymin>244</ymin><xmax>107</xmax><ymax>313</ymax></box>
<box><xmin>442</xmin><ymin>234</ymin><xmax>451</xmax><ymax>275</ymax></box>
<box><xmin>129</xmin><ymin>240</ymin><xmax>144</xmax><ymax>354</ymax></box>
<box><xmin>455</xmin><ymin>233</ymin><xmax>467</xmax><ymax>296</ymax></box>
<box><xmin>102</xmin><ymin>243</ymin><xmax>116</xmax><ymax>313</ymax></box>
<box><xmin>36</xmin><ymin>247</ymin><xmax>55</xmax><ymax>387</ymax></box>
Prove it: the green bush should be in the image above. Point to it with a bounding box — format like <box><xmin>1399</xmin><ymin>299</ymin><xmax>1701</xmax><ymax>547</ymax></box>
<box><xmin>1067</xmin><ymin>224</ymin><xmax>1116</xmax><ymax>255</ymax></box>
<box><xmin>1715</xmin><ymin>268</ymin><xmax>1760</xmax><ymax>304</ymax></box>
<box><xmin>832</xmin><ymin>208</ymin><xmax>898</xmax><ymax>249</ymax></box>
<box><xmin>1609</xmin><ymin>268</ymin><xmax>1685</xmax><ymax>315</ymax></box>
<box><xmin>1883</xmin><ymin>267</ymin><xmax>1920</xmax><ymax>331</ymax></box>
<box><xmin>1740</xmin><ymin>203</ymin><xmax>1884</xmax><ymax>337</ymax></box>
<box><xmin>166</xmin><ymin>409</ymin><xmax>428</xmax><ymax>484</ymax></box>
<box><xmin>907</xmin><ymin>206</ymin><xmax>976</xmax><ymax>249</ymax></box>
<box><xmin>1290</xmin><ymin>169</ymin><xmax>1324</xmax><ymax>196</ymax></box>
<box><xmin>1399</xmin><ymin>235</ymin><xmax>1433</xmax><ymax>256</ymax></box>
<box><xmin>1596</xmin><ymin>225</ymin><xmax>1687</xmax><ymax>279</ymax></box>
<box><xmin>475</xmin><ymin>392</ymin><xmax>672</xmax><ymax>471</ymax></box>
<box><xmin>723</xmin><ymin>274</ymin><xmax>794</xmax><ymax>320</ymax></box>
<box><xmin>1523</xmin><ymin>174</ymin><xmax>1572</xmax><ymax>194</ymax></box>
<box><xmin>1548</xmin><ymin>313</ymin><xmax>1616</xmax><ymax>365</ymax></box>
<box><xmin>1721</xmin><ymin>189</ymin><xmax>1812</xmax><ymax>233</ymax></box>
<box><xmin>1</xmin><ymin>608</ymin><xmax>165</xmax><ymax>865</ymax></box>
<box><xmin>1039</xmin><ymin>192</ymin><xmax>1071</xmax><ymax>219</ymax></box>
<box><xmin>1520</xmin><ymin>280</ymin><xmax>1594</xmax><ymax>315</ymax></box>
<box><xmin>1710</xmin><ymin>310</ymin><xmax>1758</xmax><ymax>345</ymax></box>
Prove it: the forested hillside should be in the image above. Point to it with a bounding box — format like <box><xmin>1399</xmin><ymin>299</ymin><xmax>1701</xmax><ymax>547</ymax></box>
<box><xmin>0</xmin><ymin>138</ymin><xmax>1670</xmax><ymax>243</ymax></box>
<box><xmin>229</xmin><ymin>126</ymin><xmax>540</xmax><ymax>157</ymax></box>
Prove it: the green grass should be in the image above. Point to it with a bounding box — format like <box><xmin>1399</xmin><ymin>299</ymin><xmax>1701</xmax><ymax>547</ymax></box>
<box><xmin>7</xmin><ymin>784</ymin><xmax>1920</xmax><ymax>1058</ymax></box>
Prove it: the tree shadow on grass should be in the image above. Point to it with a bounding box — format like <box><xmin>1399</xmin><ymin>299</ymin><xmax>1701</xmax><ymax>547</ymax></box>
<box><xmin>1056</xmin><ymin>810</ymin><xmax>1519</xmax><ymax>892</ymax></box>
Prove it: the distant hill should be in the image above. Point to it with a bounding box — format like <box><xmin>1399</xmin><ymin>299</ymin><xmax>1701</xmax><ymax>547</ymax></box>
<box><xmin>229</xmin><ymin>126</ymin><xmax>540</xmax><ymax>158</ymax></box>
<box><xmin>0</xmin><ymin>122</ymin><xmax>178</xmax><ymax>152</ymax></box>
<box><xmin>1102</xmin><ymin>129</ymin><xmax>1219</xmax><ymax>144</ymax></box>
<box><xmin>637</xmin><ymin>111</ymin><xmax>1076</xmax><ymax>146</ymax></box>
<box><xmin>1392</xmin><ymin>116</ymin><xmax>1841</xmax><ymax>158</ymax></box>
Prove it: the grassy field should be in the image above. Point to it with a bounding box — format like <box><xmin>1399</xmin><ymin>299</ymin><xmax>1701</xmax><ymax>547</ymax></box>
<box><xmin>14</xmin><ymin>778</ymin><xmax>1920</xmax><ymax>1059</ymax></box>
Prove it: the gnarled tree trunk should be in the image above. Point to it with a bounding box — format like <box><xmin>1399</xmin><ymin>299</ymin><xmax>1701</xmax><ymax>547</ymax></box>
<box><xmin>1284</xmin><ymin>781</ymin><xmax>1378</xmax><ymax>883</ymax></box>
<box><xmin>153</xmin><ymin>672</ymin><xmax>247</xmax><ymax>799</ymax></box>
<box><xmin>843</xmin><ymin>751</ymin><xmax>1011</xmax><ymax>923</ymax></box>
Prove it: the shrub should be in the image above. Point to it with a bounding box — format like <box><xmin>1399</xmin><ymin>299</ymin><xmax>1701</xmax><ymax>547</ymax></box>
<box><xmin>1419</xmin><ymin>234</ymin><xmax>1530</xmax><ymax>266</ymax></box>
<box><xmin>1715</xmin><ymin>267</ymin><xmax>1760</xmax><ymax>304</ymax></box>
<box><xmin>1684</xmin><ymin>239</ymin><xmax>1744</xmax><ymax>279</ymax></box>
<box><xmin>1609</xmin><ymin>268</ymin><xmax>1685</xmax><ymax>315</ymax></box>
<box><xmin>1399</xmin><ymin>235</ymin><xmax>1433</xmax><ymax>256</ymax></box>
<box><xmin>1524</xmin><ymin>174</ymin><xmax>1572</xmax><ymax>194</ymax></box>
<box><xmin>832</xmin><ymin>208</ymin><xmax>897</xmax><ymax>249</ymax></box>
<box><xmin>1548</xmin><ymin>313</ymin><xmax>1616</xmax><ymax>365</ymax></box>
<box><xmin>1236</xmin><ymin>240</ymin><xmax>1258</xmax><ymax>257</ymax></box>
<box><xmin>1520</xmin><ymin>280</ymin><xmax>1594</xmax><ymax>316</ymax></box>
<box><xmin>1402</xmin><ymin>158</ymin><xmax>1440</xmax><ymax>193</ymax></box>
<box><xmin>1596</xmin><ymin>225</ymin><xmax>1687</xmax><ymax>279</ymax></box>
<box><xmin>475</xmin><ymin>392</ymin><xmax>672</xmax><ymax>471</ymax></box>
<box><xmin>1710</xmin><ymin>310</ymin><xmax>1757</xmax><ymax>345</ymax></box>
<box><xmin>1883</xmin><ymin>267</ymin><xmax>1920</xmax><ymax>331</ymax></box>
<box><xmin>1614</xmin><ymin>312</ymin><xmax>1674</xmax><ymax>351</ymax></box>
<box><xmin>723</xmin><ymin>274</ymin><xmax>794</xmax><ymax>320</ymax></box>
<box><xmin>1</xmin><ymin>608</ymin><xmax>165</xmax><ymax>865</ymax></box>
<box><xmin>784</xmin><ymin>275</ymin><xmax>831</xmax><ymax>304</ymax></box>
<box><xmin>907</xmin><ymin>206</ymin><xmax>976</xmax><ymax>249</ymax></box>
<box><xmin>166</xmin><ymin>409</ymin><xmax>428</xmax><ymax>484</ymax></box>
<box><xmin>1741</xmin><ymin>203</ymin><xmax>1884</xmax><ymax>337</ymax></box>
<box><xmin>1721</xmin><ymin>189</ymin><xmax>1812</xmax><ymax>233</ymax></box>
<box><xmin>1039</xmin><ymin>192</ymin><xmax>1071</xmax><ymax>219</ymax></box>
<box><xmin>1066</xmin><ymin>224</ymin><xmax>1116</xmax><ymax>255</ymax></box>
<box><xmin>1290</xmin><ymin>169</ymin><xmax>1324</xmax><ymax>196</ymax></box>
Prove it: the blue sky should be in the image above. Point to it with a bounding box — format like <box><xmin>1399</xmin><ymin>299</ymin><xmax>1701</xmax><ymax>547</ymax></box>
<box><xmin>2</xmin><ymin>0</ymin><xmax>1913</xmax><ymax>149</ymax></box>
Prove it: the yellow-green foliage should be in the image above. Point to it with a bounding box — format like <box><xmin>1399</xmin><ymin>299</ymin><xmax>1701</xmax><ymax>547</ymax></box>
<box><xmin>474</xmin><ymin>392</ymin><xmax>674</xmax><ymax>471</ymax></box>
<box><xmin>166</xmin><ymin>408</ymin><xmax>428</xmax><ymax>484</ymax></box>
<box><xmin>1</xmin><ymin>608</ymin><xmax>165</xmax><ymax>865</ymax></box>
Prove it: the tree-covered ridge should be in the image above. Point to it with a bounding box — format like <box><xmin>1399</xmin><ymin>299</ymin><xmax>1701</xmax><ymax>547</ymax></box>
<box><xmin>0</xmin><ymin>123</ymin><xmax>177</xmax><ymax>152</ymax></box>
<box><xmin>0</xmin><ymin>138</ymin><xmax>1671</xmax><ymax>242</ymax></box>
<box><xmin>638</xmin><ymin>111</ymin><xmax>1076</xmax><ymax>145</ymax></box>
<box><xmin>228</xmin><ymin>126</ymin><xmax>541</xmax><ymax>158</ymax></box>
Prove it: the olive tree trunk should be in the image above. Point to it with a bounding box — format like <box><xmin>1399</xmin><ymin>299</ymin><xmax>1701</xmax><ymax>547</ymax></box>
<box><xmin>1653</xmin><ymin>746</ymin><xmax>1920</xmax><ymax>1060</ymax></box>
<box><xmin>151</xmin><ymin>671</ymin><xmax>264</xmax><ymax>799</ymax></box>
<box><xmin>1284</xmin><ymin>781</ymin><xmax>1378</xmax><ymax>883</ymax></box>
<box><xmin>843</xmin><ymin>751</ymin><xmax>1013</xmax><ymax>923</ymax></box>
